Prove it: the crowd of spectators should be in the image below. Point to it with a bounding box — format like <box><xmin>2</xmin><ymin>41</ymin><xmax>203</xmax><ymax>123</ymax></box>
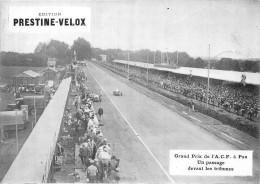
<box><xmin>60</xmin><ymin>67</ymin><xmax>120</xmax><ymax>183</ymax></box>
<box><xmin>111</xmin><ymin>63</ymin><xmax>259</xmax><ymax>121</ymax></box>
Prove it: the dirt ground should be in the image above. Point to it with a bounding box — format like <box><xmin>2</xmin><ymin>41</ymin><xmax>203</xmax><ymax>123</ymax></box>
<box><xmin>51</xmin><ymin>84</ymin><xmax>78</xmax><ymax>183</ymax></box>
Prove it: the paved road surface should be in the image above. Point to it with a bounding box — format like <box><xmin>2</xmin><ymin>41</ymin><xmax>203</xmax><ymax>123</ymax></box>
<box><xmin>86</xmin><ymin>62</ymin><xmax>258</xmax><ymax>184</ymax></box>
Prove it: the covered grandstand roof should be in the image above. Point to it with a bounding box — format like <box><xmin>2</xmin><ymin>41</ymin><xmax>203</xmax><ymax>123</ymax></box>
<box><xmin>114</xmin><ymin>60</ymin><xmax>260</xmax><ymax>86</ymax></box>
<box><xmin>14</xmin><ymin>70</ymin><xmax>40</xmax><ymax>78</ymax></box>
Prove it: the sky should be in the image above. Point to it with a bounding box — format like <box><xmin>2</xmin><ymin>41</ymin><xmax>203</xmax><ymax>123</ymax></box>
<box><xmin>1</xmin><ymin>0</ymin><xmax>260</xmax><ymax>59</ymax></box>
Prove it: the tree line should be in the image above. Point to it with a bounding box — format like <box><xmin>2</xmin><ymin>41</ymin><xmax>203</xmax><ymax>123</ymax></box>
<box><xmin>1</xmin><ymin>37</ymin><xmax>92</xmax><ymax>67</ymax></box>
<box><xmin>1</xmin><ymin>38</ymin><xmax>259</xmax><ymax>73</ymax></box>
<box><xmin>92</xmin><ymin>48</ymin><xmax>259</xmax><ymax>72</ymax></box>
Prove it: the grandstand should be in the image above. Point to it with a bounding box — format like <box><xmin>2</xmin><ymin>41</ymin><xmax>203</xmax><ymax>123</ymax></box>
<box><xmin>100</xmin><ymin>60</ymin><xmax>259</xmax><ymax>139</ymax></box>
<box><xmin>114</xmin><ymin>60</ymin><xmax>260</xmax><ymax>86</ymax></box>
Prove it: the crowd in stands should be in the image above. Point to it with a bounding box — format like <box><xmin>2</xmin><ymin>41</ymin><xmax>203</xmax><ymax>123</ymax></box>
<box><xmin>111</xmin><ymin>63</ymin><xmax>259</xmax><ymax>121</ymax></box>
<box><xmin>59</xmin><ymin>67</ymin><xmax>120</xmax><ymax>183</ymax></box>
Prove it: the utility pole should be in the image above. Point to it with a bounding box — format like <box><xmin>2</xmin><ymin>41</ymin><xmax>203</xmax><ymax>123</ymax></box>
<box><xmin>32</xmin><ymin>96</ymin><xmax>36</xmax><ymax>129</ymax></box>
<box><xmin>153</xmin><ymin>51</ymin><xmax>155</xmax><ymax>64</ymax></box>
<box><xmin>167</xmin><ymin>50</ymin><xmax>169</xmax><ymax>65</ymax></box>
<box><xmin>15</xmin><ymin>110</ymin><xmax>19</xmax><ymax>153</ymax></box>
<box><xmin>177</xmin><ymin>50</ymin><xmax>179</xmax><ymax>67</ymax></box>
<box><xmin>127</xmin><ymin>52</ymin><xmax>130</xmax><ymax>79</ymax></box>
<box><xmin>207</xmin><ymin>44</ymin><xmax>211</xmax><ymax>108</ymax></box>
<box><xmin>146</xmin><ymin>55</ymin><xmax>149</xmax><ymax>85</ymax></box>
<box><xmin>124</xmin><ymin>54</ymin><xmax>127</xmax><ymax>70</ymax></box>
<box><xmin>161</xmin><ymin>52</ymin><xmax>163</xmax><ymax>64</ymax></box>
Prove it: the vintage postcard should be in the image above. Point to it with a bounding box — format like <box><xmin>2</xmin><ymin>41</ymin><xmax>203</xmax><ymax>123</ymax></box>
<box><xmin>0</xmin><ymin>0</ymin><xmax>259</xmax><ymax>183</ymax></box>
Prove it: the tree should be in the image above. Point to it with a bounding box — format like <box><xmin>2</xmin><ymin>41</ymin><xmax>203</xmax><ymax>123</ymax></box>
<box><xmin>193</xmin><ymin>57</ymin><xmax>205</xmax><ymax>68</ymax></box>
<box><xmin>71</xmin><ymin>37</ymin><xmax>92</xmax><ymax>60</ymax></box>
<box><xmin>46</xmin><ymin>45</ymin><xmax>58</xmax><ymax>58</ymax></box>
<box><xmin>0</xmin><ymin>51</ymin><xmax>47</xmax><ymax>67</ymax></box>
<box><xmin>34</xmin><ymin>42</ymin><xmax>47</xmax><ymax>56</ymax></box>
<box><xmin>34</xmin><ymin>39</ymin><xmax>72</xmax><ymax>65</ymax></box>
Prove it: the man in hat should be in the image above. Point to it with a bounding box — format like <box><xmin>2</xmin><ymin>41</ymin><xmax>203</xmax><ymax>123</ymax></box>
<box><xmin>86</xmin><ymin>159</ymin><xmax>98</xmax><ymax>183</ymax></box>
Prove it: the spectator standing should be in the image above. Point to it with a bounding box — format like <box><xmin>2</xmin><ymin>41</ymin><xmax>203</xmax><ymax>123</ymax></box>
<box><xmin>74</xmin><ymin>98</ymin><xmax>79</xmax><ymax>111</ymax></box>
<box><xmin>86</xmin><ymin>159</ymin><xmax>98</xmax><ymax>183</ymax></box>
<box><xmin>57</xmin><ymin>141</ymin><xmax>64</xmax><ymax>156</ymax></box>
<box><xmin>191</xmin><ymin>100</ymin><xmax>195</xmax><ymax>112</ymax></box>
<box><xmin>94</xmin><ymin>159</ymin><xmax>102</xmax><ymax>182</ymax></box>
<box><xmin>99</xmin><ymin>89</ymin><xmax>103</xmax><ymax>102</ymax></box>
<box><xmin>79</xmin><ymin>145</ymin><xmax>84</xmax><ymax>165</ymax></box>
<box><xmin>98</xmin><ymin>106</ymin><xmax>104</xmax><ymax>121</ymax></box>
<box><xmin>80</xmin><ymin>144</ymin><xmax>88</xmax><ymax>165</ymax></box>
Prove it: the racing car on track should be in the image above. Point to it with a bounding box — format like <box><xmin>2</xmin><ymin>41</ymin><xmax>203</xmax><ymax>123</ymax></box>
<box><xmin>113</xmin><ymin>89</ymin><xmax>123</xmax><ymax>96</ymax></box>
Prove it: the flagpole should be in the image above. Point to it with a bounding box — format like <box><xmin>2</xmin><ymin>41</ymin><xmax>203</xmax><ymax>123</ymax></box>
<box><xmin>207</xmin><ymin>44</ymin><xmax>210</xmax><ymax>108</ymax></box>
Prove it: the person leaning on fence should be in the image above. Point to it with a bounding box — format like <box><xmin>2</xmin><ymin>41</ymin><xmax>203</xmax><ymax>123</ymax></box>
<box><xmin>86</xmin><ymin>159</ymin><xmax>98</xmax><ymax>183</ymax></box>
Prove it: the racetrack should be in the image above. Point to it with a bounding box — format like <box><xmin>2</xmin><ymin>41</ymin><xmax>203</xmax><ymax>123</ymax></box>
<box><xmin>85</xmin><ymin>62</ymin><xmax>258</xmax><ymax>184</ymax></box>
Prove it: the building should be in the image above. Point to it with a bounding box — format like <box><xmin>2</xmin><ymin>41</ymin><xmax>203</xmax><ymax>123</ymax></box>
<box><xmin>47</xmin><ymin>58</ymin><xmax>57</xmax><ymax>69</ymax></box>
<box><xmin>12</xmin><ymin>70</ymin><xmax>40</xmax><ymax>87</ymax></box>
<box><xmin>40</xmin><ymin>68</ymin><xmax>57</xmax><ymax>81</ymax></box>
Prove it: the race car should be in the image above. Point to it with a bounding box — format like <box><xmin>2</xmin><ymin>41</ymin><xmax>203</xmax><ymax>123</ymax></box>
<box><xmin>113</xmin><ymin>89</ymin><xmax>123</xmax><ymax>96</ymax></box>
